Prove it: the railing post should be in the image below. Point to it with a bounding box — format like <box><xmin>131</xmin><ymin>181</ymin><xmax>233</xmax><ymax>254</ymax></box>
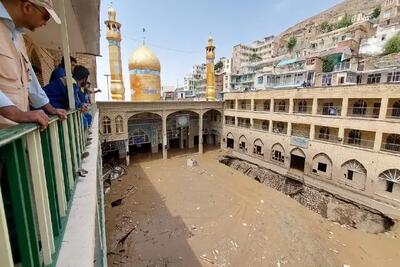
<box><xmin>1</xmin><ymin>140</ymin><xmax>41</xmax><ymax>267</ymax></box>
<box><xmin>50</xmin><ymin>122</ymin><xmax>67</xmax><ymax>216</ymax></box>
<box><xmin>68</xmin><ymin>114</ymin><xmax>78</xmax><ymax>175</ymax></box>
<box><xmin>26</xmin><ymin>131</ymin><xmax>55</xmax><ymax>265</ymax></box>
<box><xmin>62</xmin><ymin>120</ymin><xmax>75</xmax><ymax>189</ymax></box>
<box><xmin>58</xmin><ymin>120</ymin><xmax>72</xmax><ymax>200</ymax></box>
<box><xmin>0</xmin><ymin>188</ymin><xmax>13</xmax><ymax>267</ymax></box>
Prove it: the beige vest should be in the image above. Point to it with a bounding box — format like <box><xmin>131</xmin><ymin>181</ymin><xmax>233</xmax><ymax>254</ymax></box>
<box><xmin>0</xmin><ymin>19</ymin><xmax>30</xmax><ymax>127</ymax></box>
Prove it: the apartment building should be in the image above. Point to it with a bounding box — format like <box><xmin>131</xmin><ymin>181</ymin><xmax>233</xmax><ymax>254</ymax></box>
<box><xmin>223</xmin><ymin>83</ymin><xmax>400</xmax><ymax>215</ymax></box>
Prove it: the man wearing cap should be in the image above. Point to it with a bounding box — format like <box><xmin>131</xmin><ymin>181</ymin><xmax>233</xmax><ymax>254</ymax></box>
<box><xmin>0</xmin><ymin>0</ymin><xmax>67</xmax><ymax>130</ymax></box>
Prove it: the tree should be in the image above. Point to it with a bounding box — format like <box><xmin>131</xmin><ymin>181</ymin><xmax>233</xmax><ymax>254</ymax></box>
<box><xmin>320</xmin><ymin>21</ymin><xmax>333</xmax><ymax>33</ymax></box>
<box><xmin>214</xmin><ymin>61</ymin><xmax>223</xmax><ymax>71</ymax></box>
<box><xmin>322</xmin><ymin>55</ymin><xmax>336</xmax><ymax>73</ymax></box>
<box><xmin>370</xmin><ymin>7</ymin><xmax>381</xmax><ymax>19</ymax></box>
<box><xmin>383</xmin><ymin>33</ymin><xmax>400</xmax><ymax>55</ymax></box>
<box><xmin>336</xmin><ymin>14</ymin><xmax>353</xmax><ymax>29</ymax></box>
<box><xmin>287</xmin><ymin>36</ymin><xmax>297</xmax><ymax>50</ymax></box>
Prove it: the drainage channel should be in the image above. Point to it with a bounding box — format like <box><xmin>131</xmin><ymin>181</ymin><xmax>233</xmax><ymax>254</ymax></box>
<box><xmin>219</xmin><ymin>155</ymin><xmax>395</xmax><ymax>234</ymax></box>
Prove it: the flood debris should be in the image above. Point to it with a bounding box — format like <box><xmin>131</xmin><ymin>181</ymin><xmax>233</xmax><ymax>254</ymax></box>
<box><xmin>111</xmin><ymin>198</ymin><xmax>123</xmax><ymax>207</ymax></box>
<box><xmin>187</xmin><ymin>158</ymin><xmax>198</xmax><ymax>167</ymax></box>
<box><xmin>219</xmin><ymin>155</ymin><xmax>395</xmax><ymax>233</ymax></box>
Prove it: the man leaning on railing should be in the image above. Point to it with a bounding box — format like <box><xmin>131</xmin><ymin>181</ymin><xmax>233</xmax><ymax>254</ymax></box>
<box><xmin>0</xmin><ymin>0</ymin><xmax>67</xmax><ymax>130</ymax></box>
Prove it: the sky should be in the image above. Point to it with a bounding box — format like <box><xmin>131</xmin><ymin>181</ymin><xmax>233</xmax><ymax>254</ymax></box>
<box><xmin>96</xmin><ymin>0</ymin><xmax>343</xmax><ymax>101</ymax></box>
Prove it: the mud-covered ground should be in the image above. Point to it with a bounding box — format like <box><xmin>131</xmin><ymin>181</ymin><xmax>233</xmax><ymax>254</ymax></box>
<box><xmin>105</xmin><ymin>149</ymin><xmax>400</xmax><ymax>267</ymax></box>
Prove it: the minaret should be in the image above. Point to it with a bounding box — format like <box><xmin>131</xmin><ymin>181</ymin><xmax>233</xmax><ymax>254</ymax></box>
<box><xmin>205</xmin><ymin>36</ymin><xmax>216</xmax><ymax>101</ymax></box>
<box><xmin>105</xmin><ymin>6</ymin><xmax>125</xmax><ymax>100</ymax></box>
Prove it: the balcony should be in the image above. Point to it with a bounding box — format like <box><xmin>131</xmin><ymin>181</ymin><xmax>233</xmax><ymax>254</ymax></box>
<box><xmin>238</xmin><ymin>100</ymin><xmax>251</xmax><ymax>111</ymax></box>
<box><xmin>386</xmin><ymin>99</ymin><xmax>400</xmax><ymax>119</ymax></box>
<box><xmin>274</xmin><ymin>99</ymin><xmax>289</xmax><ymax>113</ymax></box>
<box><xmin>381</xmin><ymin>134</ymin><xmax>400</xmax><ymax>154</ymax></box>
<box><xmin>253</xmin><ymin>119</ymin><xmax>269</xmax><ymax>131</ymax></box>
<box><xmin>254</xmin><ymin>100</ymin><xmax>270</xmax><ymax>112</ymax></box>
<box><xmin>272</xmin><ymin>121</ymin><xmax>288</xmax><ymax>135</ymax></box>
<box><xmin>343</xmin><ymin>129</ymin><xmax>375</xmax><ymax>149</ymax></box>
<box><xmin>225</xmin><ymin>116</ymin><xmax>235</xmax><ymax>126</ymax></box>
<box><xmin>347</xmin><ymin>99</ymin><xmax>381</xmax><ymax>119</ymax></box>
<box><xmin>317</xmin><ymin>99</ymin><xmax>343</xmax><ymax>116</ymax></box>
<box><xmin>314</xmin><ymin>126</ymin><xmax>340</xmax><ymax>143</ymax></box>
<box><xmin>333</xmin><ymin>61</ymin><xmax>351</xmax><ymax>72</ymax></box>
<box><xmin>225</xmin><ymin>100</ymin><xmax>235</xmax><ymax>110</ymax></box>
<box><xmin>293</xmin><ymin>99</ymin><xmax>313</xmax><ymax>114</ymax></box>
<box><xmin>238</xmin><ymin>117</ymin><xmax>251</xmax><ymax>128</ymax></box>
<box><xmin>291</xmin><ymin>124</ymin><xmax>310</xmax><ymax>138</ymax></box>
<box><xmin>0</xmin><ymin>111</ymin><xmax>104</xmax><ymax>267</ymax></box>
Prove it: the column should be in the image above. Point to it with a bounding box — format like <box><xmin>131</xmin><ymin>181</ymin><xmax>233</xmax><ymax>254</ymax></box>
<box><xmin>312</xmin><ymin>97</ymin><xmax>318</xmax><ymax>115</ymax></box>
<box><xmin>287</xmin><ymin>122</ymin><xmax>292</xmax><ymax>136</ymax></box>
<box><xmin>269</xmin><ymin>120</ymin><xmax>273</xmax><ymax>133</ymax></box>
<box><xmin>180</xmin><ymin>128</ymin><xmax>184</xmax><ymax>149</ymax></box>
<box><xmin>309</xmin><ymin>124</ymin><xmax>315</xmax><ymax>140</ymax></box>
<box><xmin>251</xmin><ymin>99</ymin><xmax>255</xmax><ymax>111</ymax></box>
<box><xmin>373</xmin><ymin>131</ymin><xmax>383</xmax><ymax>152</ymax></box>
<box><xmin>270</xmin><ymin>99</ymin><xmax>275</xmax><ymax>113</ymax></box>
<box><xmin>289</xmin><ymin>98</ymin><xmax>294</xmax><ymax>114</ymax></box>
<box><xmin>199</xmin><ymin>113</ymin><xmax>203</xmax><ymax>154</ymax></box>
<box><xmin>341</xmin><ymin>97</ymin><xmax>349</xmax><ymax>117</ymax></box>
<box><xmin>338</xmin><ymin>126</ymin><xmax>345</xmax><ymax>143</ymax></box>
<box><xmin>162</xmin><ymin>116</ymin><xmax>167</xmax><ymax>160</ymax></box>
<box><xmin>125</xmin><ymin>139</ymin><xmax>130</xmax><ymax>166</ymax></box>
<box><xmin>379</xmin><ymin>98</ymin><xmax>389</xmax><ymax>120</ymax></box>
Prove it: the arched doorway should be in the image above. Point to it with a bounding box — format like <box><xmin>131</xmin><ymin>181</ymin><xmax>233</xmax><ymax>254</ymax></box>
<box><xmin>290</xmin><ymin>148</ymin><xmax>306</xmax><ymax>173</ymax></box>
<box><xmin>202</xmin><ymin>109</ymin><xmax>222</xmax><ymax>149</ymax></box>
<box><xmin>166</xmin><ymin>110</ymin><xmax>199</xmax><ymax>154</ymax></box>
<box><xmin>226</xmin><ymin>132</ymin><xmax>234</xmax><ymax>149</ymax></box>
<box><xmin>128</xmin><ymin>112</ymin><xmax>162</xmax><ymax>158</ymax></box>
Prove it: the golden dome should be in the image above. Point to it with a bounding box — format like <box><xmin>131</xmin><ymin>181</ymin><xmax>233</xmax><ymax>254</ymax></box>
<box><xmin>128</xmin><ymin>45</ymin><xmax>161</xmax><ymax>71</ymax></box>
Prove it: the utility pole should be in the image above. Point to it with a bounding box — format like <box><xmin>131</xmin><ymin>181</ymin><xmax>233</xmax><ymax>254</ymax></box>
<box><xmin>104</xmin><ymin>74</ymin><xmax>111</xmax><ymax>100</ymax></box>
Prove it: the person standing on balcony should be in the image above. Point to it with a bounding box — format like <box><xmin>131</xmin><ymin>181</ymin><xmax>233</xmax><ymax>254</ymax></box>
<box><xmin>49</xmin><ymin>56</ymin><xmax>77</xmax><ymax>83</ymax></box>
<box><xmin>0</xmin><ymin>0</ymin><xmax>67</xmax><ymax>130</ymax></box>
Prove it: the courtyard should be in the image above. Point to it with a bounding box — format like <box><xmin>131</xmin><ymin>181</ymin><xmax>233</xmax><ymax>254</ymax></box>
<box><xmin>105</xmin><ymin>149</ymin><xmax>400</xmax><ymax>267</ymax></box>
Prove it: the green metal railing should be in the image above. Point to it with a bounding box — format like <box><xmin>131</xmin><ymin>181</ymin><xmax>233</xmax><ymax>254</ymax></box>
<box><xmin>0</xmin><ymin>111</ymin><xmax>86</xmax><ymax>267</ymax></box>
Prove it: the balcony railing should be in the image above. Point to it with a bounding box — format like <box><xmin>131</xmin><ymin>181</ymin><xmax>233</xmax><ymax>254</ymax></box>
<box><xmin>0</xmin><ymin>111</ymin><xmax>90</xmax><ymax>267</ymax></box>
<box><xmin>272</xmin><ymin>127</ymin><xmax>287</xmax><ymax>135</ymax></box>
<box><xmin>317</xmin><ymin>106</ymin><xmax>342</xmax><ymax>116</ymax></box>
<box><xmin>225</xmin><ymin>120</ymin><xmax>235</xmax><ymax>126</ymax></box>
<box><xmin>293</xmin><ymin>106</ymin><xmax>313</xmax><ymax>114</ymax></box>
<box><xmin>315</xmin><ymin>134</ymin><xmax>340</xmax><ymax>143</ymax></box>
<box><xmin>238</xmin><ymin>104</ymin><xmax>251</xmax><ymax>110</ymax></box>
<box><xmin>347</xmin><ymin>107</ymin><xmax>380</xmax><ymax>118</ymax></box>
<box><xmin>274</xmin><ymin>105</ymin><xmax>289</xmax><ymax>113</ymax></box>
<box><xmin>253</xmin><ymin>123</ymin><xmax>269</xmax><ymax>131</ymax></box>
<box><xmin>291</xmin><ymin>129</ymin><xmax>310</xmax><ymax>138</ymax></box>
<box><xmin>333</xmin><ymin>61</ymin><xmax>351</xmax><ymax>72</ymax></box>
<box><xmin>381</xmin><ymin>142</ymin><xmax>400</xmax><ymax>154</ymax></box>
<box><xmin>238</xmin><ymin>122</ymin><xmax>251</xmax><ymax>128</ymax></box>
<box><xmin>343</xmin><ymin>137</ymin><xmax>375</xmax><ymax>149</ymax></box>
<box><xmin>386</xmin><ymin>108</ymin><xmax>400</xmax><ymax>119</ymax></box>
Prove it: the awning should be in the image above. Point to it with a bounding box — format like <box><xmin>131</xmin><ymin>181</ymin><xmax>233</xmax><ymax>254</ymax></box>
<box><xmin>276</xmin><ymin>58</ymin><xmax>298</xmax><ymax>67</ymax></box>
<box><xmin>26</xmin><ymin>0</ymin><xmax>100</xmax><ymax>55</ymax></box>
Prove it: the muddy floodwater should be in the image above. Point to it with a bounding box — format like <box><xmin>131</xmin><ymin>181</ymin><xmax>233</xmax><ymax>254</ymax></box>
<box><xmin>105</xmin><ymin>149</ymin><xmax>400</xmax><ymax>267</ymax></box>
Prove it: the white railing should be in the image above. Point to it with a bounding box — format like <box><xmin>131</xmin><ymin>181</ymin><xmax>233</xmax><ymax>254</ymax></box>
<box><xmin>317</xmin><ymin>106</ymin><xmax>342</xmax><ymax>116</ymax></box>
<box><xmin>343</xmin><ymin>137</ymin><xmax>375</xmax><ymax>149</ymax></box>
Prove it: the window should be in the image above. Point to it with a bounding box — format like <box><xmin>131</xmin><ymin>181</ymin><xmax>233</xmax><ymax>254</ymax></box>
<box><xmin>347</xmin><ymin>170</ymin><xmax>354</xmax><ymax>180</ymax></box>
<box><xmin>322</xmin><ymin>74</ymin><xmax>332</xmax><ymax>86</ymax></box>
<box><xmin>103</xmin><ymin>116</ymin><xmax>111</xmax><ymax>134</ymax></box>
<box><xmin>274</xmin><ymin>122</ymin><xmax>285</xmax><ymax>133</ymax></box>
<box><xmin>318</xmin><ymin>162</ymin><xmax>327</xmax><ymax>172</ymax></box>
<box><xmin>387</xmin><ymin>72</ymin><xmax>400</xmax><ymax>83</ymax></box>
<box><xmin>339</xmin><ymin>76</ymin><xmax>345</xmax><ymax>84</ymax></box>
<box><xmin>263</xmin><ymin>101</ymin><xmax>270</xmax><ymax>111</ymax></box>
<box><xmin>385</xmin><ymin>134</ymin><xmax>400</xmax><ymax>152</ymax></box>
<box><xmin>239</xmin><ymin>141</ymin><xmax>247</xmax><ymax>151</ymax></box>
<box><xmin>386</xmin><ymin>181</ymin><xmax>394</xmax><ymax>193</ymax></box>
<box><xmin>261</xmin><ymin>120</ymin><xmax>269</xmax><ymax>130</ymax></box>
<box><xmin>115</xmin><ymin>116</ymin><xmax>123</xmax><ymax>133</ymax></box>
<box><xmin>392</xmin><ymin>101</ymin><xmax>400</xmax><ymax>117</ymax></box>
<box><xmin>253</xmin><ymin>145</ymin><xmax>263</xmax><ymax>156</ymax></box>
<box><xmin>277</xmin><ymin>101</ymin><xmax>286</xmax><ymax>112</ymax></box>
<box><xmin>367</xmin><ymin>73</ymin><xmax>381</xmax><ymax>84</ymax></box>
<box><xmin>258</xmin><ymin>76</ymin><xmax>264</xmax><ymax>84</ymax></box>
<box><xmin>272</xmin><ymin>150</ymin><xmax>285</xmax><ymax>163</ymax></box>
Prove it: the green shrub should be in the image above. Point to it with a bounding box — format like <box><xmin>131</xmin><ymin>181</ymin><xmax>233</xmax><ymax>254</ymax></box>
<box><xmin>322</xmin><ymin>55</ymin><xmax>336</xmax><ymax>73</ymax></box>
<box><xmin>320</xmin><ymin>21</ymin><xmax>334</xmax><ymax>33</ymax></box>
<box><xmin>214</xmin><ymin>61</ymin><xmax>223</xmax><ymax>71</ymax></box>
<box><xmin>370</xmin><ymin>7</ymin><xmax>381</xmax><ymax>19</ymax></box>
<box><xmin>383</xmin><ymin>33</ymin><xmax>400</xmax><ymax>55</ymax></box>
<box><xmin>287</xmin><ymin>36</ymin><xmax>297</xmax><ymax>50</ymax></box>
<box><xmin>336</xmin><ymin>14</ymin><xmax>353</xmax><ymax>29</ymax></box>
